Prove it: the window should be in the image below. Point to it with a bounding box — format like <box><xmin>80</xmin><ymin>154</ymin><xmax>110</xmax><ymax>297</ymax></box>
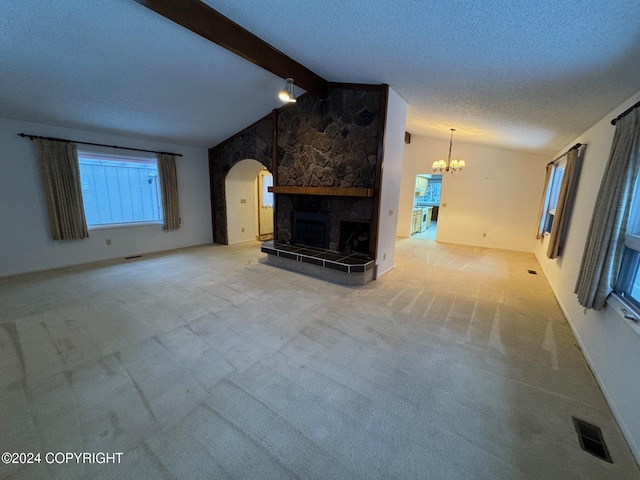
<box><xmin>615</xmin><ymin>240</ymin><xmax>640</xmax><ymax>309</ymax></box>
<box><xmin>261</xmin><ymin>173</ymin><xmax>274</xmax><ymax>207</ymax></box>
<box><xmin>415</xmin><ymin>175</ymin><xmax>442</xmax><ymax>204</ymax></box>
<box><xmin>614</xmin><ymin>179</ymin><xmax>640</xmax><ymax>309</ymax></box>
<box><xmin>78</xmin><ymin>151</ymin><xmax>163</xmax><ymax>227</ymax></box>
<box><xmin>539</xmin><ymin>164</ymin><xmax>565</xmax><ymax>235</ymax></box>
<box><xmin>423</xmin><ymin>181</ymin><xmax>442</xmax><ymax>204</ymax></box>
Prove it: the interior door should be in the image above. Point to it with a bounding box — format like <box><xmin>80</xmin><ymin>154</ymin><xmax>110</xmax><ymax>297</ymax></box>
<box><xmin>258</xmin><ymin>171</ymin><xmax>274</xmax><ymax>236</ymax></box>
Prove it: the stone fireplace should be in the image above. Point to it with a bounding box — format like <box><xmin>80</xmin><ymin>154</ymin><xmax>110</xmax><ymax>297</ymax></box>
<box><xmin>209</xmin><ymin>84</ymin><xmax>388</xmax><ymax>285</ymax></box>
<box><xmin>276</xmin><ymin>194</ymin><xmax>374</xmax><ymax>254</ymax></box>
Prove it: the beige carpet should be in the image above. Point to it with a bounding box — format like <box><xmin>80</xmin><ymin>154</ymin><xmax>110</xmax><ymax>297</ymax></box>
<box><xmin>0</xmin><ymin>238</ymin><xmax>638</xmax><ymax>479</ymax></box>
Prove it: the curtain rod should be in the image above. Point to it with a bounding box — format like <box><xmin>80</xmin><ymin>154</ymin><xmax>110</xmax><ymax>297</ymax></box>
<box><xmin>546</xmin><ymin>143</ymin><xmax>583</xmax><ymax>166</ymax></box>
<box><xmin>17</xmin><ymin>133</ymin><xmax>183</xmax><ymax>157</ymax></box>
<box><xmin>611</xmin><ymin>100</ymin><xmax>640</xmax><ymax>125</ymax></box>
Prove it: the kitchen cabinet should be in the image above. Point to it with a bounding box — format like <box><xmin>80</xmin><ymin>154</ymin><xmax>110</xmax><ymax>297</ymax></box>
<box><xmin>415</xmin><ymin>176</ymin><xmax>428</xmax><ymax>197</ymax></box>
<box><xmin>411</xmin><ymin>209</ymin><xmax>422</xmax><ymax>234</ymax></box>
<box><xmin>411</xmin><ymin>207</ymin><xmax>433</xmax><ymax>236</ymax></box>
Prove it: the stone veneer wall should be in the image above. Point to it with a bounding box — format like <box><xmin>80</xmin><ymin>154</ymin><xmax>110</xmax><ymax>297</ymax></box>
<box><xmin>276</xmin><ymin>195</ymin><xmax>374</xmax><ymax>251</ymax></box>
<box><xmin>208</xmin><ymin>86</ymin><xmax>382</xmax><ymax>250</ymax></box>
<box><xmin>276</xmin><ymin>87</ymin><xmax>382</xmax><ymax>251</ymax></box>
<box><xmin>209</xmin><ymin>119</ymin><xmax>272</xmax><ymax>244</ymax></box>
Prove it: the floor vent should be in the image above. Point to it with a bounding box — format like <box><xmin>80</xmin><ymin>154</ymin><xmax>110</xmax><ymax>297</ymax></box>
<box><xmin>573</xmin><ymin>417</ymin><xmax>613</xmax><ymax>463</ymax></box>
<box><xmin>124</xmin><ymin>255</ymin><xmax>142</xmax><ymax>260</ymax></box>
<box><xmin>527</xmin><ymin>269</ymin><xmax>537</xmax><ymax>275</ymax></box>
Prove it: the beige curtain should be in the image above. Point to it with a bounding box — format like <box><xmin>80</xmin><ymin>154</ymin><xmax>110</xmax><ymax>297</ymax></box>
<box><xmin>575</xmin><ymin>109</ymin><xmax>640</xmax><ymax>309</ymax></box>
<box><xmin>158</xmin><ymin>153</ymin><xmax>180</xmax><ymax>230</ymax></box>
<box><xmin>34</xmin><ymin>138</ymin><xmax>88</xmax><ymax>240</ymax></box>
<box><xmin>535</xmin><ymin>163</ymin><xmax>553</xmax><ymax>239</ymax></box>
<box><xmin>547</xmin><ymin>148</ymin><xmax>581</xmax><ymax>259</ymax></box>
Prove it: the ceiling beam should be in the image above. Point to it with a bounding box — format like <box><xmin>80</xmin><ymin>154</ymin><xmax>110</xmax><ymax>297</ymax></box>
<box><xmin>134</xmin><ymin>0</ymin><xmax>328</xmax><ymax>98</ymax></box>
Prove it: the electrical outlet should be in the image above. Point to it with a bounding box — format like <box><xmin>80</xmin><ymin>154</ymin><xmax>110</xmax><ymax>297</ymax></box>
<box><xmin>388</xmin><ymin>209</ymin><xmax>393</xmax><ymax>216</ymax></box>
<box><xmin>241</xmin><ymin>228</ymin><xmax>245</xmax><ymax>232</ymax></box>
<box><xmin>383</xmin><ymin>253</ymin><xmax>386</xmax><ymax>260</ymax></box>
<box><xmin>482</xmin><ymin>233</ymin><xmax>487</xmax><ymax>238</ymax></box>
<box><xmin>240</xmin><ymin>199</ymin><xmax>247</xmax><ymax>204</ymax></box>
<box><xmin>105</xmin><ymin>239</ymin><xmax>111</xmax><ymax>246</ymax></box>
<box><xmin>442</xmin><ymin>202</ymin><xmax>447</xmax><ymax>207</ymax></box>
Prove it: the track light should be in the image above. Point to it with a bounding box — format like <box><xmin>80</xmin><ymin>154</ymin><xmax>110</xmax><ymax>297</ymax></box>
<box><xmin>278</xmin><ymin>78</ymin><xmax>297</xmax><ymax>103</ymax></box>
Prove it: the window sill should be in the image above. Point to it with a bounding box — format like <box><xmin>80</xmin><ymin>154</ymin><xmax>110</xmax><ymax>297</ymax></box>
<box><xmin>606</xmin><ymin>293</ymin><xmax>640</xmax><ymax>338</ymax></box>
<box><xmin>88</xmin><ymin>221</ymin><xmax>163</xmax><ymax>231</ymax></box>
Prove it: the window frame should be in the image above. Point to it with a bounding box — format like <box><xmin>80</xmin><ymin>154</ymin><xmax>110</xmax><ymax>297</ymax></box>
<box><xmin>611</xmin><ymin>177</ymin><xmax>640</xmax><ymax>335</ymax></box>
<box><xmin>539</xmin><ymin>162</ymin><xmax>566</xmax><ymax>236</ymax></box>
<box><xmin>606</xmin><ymin>293</ymin><xmax>640</xmax><ymax>337</ymax></box>
<box><xmin>77</xmin><ymin>148</ymin><xmax>163</xmax><ymax>229</ymax></box>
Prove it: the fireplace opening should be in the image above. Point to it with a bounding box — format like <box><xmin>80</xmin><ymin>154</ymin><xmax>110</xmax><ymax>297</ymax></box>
<box><xmin>291</xmin><ymin>211</ymin><xmax>331</xmax><ymax>249</ymax></box>
<box><xmin>339</xmin><ymin>220</ymin><xmax>371</xmax><ymax>258</ymax></box>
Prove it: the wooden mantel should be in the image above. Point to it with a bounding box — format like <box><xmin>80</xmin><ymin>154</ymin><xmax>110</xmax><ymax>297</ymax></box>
<box><xmin>268</xmin><ymin>186</ymin><xmax>374</xmax><ymax>197</ymax></box>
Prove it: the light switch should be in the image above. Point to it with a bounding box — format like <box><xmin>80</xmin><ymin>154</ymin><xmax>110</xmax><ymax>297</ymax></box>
<box><xmin>240</xmin><ymin>199</ymin><xmax>247</xmax><ymax>204</ymax></box>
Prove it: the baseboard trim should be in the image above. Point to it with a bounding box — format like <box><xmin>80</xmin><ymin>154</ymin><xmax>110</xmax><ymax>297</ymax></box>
<box><xmin>538</xmin><ymin>266</ymin><xmax>640</xmax><ymax>467</ymax></box>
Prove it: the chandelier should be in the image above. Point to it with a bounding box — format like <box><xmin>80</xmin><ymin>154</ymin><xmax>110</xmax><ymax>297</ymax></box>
<box><xmin>433</xmin><ymin>128</ymin><xmax>465</xmax><ymax>174</ymax></box>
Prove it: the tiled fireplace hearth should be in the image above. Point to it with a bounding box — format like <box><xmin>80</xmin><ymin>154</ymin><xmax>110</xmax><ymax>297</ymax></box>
<box><xmin>261</xmin><ymin>241</ymin><xmax>375</xmax><ymax>285</ymax></box>
<box><xmin>261</xmin><ymin>201</ymin><xmax>376</xmax><ymax>285</ymax></box>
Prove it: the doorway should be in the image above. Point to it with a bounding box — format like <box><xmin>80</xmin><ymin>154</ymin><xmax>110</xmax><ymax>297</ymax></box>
<box><xmin>258</xmin><ymin>169</ymin><xmax>274</xmax><ymax>240</ymax></box>
<box><xmin>411</xmin><ymin>174</ymin><xmax>441</xmax><ymax>240</ymax></box>
<box><xmin>225</xmin><ymin>159</ymin><xmax>273</xmax><ymax>244</ymax></box>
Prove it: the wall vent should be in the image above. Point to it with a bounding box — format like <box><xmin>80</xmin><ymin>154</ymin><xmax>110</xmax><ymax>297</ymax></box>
<box><xmin>124</xmin><ymin>255</ymin><xmax>142</xmax><ymax>260</ymax></box>
<box><xmin>573</xmin><ymin>417</ymin><xmax>613</xmax><ymax>463</ymax></box>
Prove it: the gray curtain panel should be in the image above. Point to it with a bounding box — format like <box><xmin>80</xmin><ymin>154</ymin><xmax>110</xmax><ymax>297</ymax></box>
<box><xmin>575</xmin><ymin>109</ymin><xmax>640</xmax><ymax>309</ymax></box>
<box><xmin>34</xmin><ymin>138</ymin><xmax>88</xmax><ymax>240</ymax></box>
<box><xmin>158</xmin><ymin>153</ymin><xmax>180</xmax><ymax>230</ymax></box>
<box><xmin>547</xmin><ymin>147</ymin><xmax>581</xmax><ymax>259</ymax></box>
<box><xmin>535</xmin><ymin>163</ymin><xmax>553</xmax><ymax>239</ymax></box>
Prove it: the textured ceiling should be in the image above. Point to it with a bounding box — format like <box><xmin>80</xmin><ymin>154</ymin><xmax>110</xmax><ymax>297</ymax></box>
<box><xmin>1</xmin><ymin>0</ymin><xmax>639</xmax><ymax>154</ymax></box>
<box><xmin>0</xmin><ymin>0</ymin><xmax>294</xmax><ymax>148</ymax></box>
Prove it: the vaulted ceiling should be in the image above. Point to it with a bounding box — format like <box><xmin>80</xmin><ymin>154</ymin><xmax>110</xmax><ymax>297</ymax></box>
<box><xmin>1</xmin><ymin>0</ymin><xmax>639</xmax><ymax>154</ymax></box>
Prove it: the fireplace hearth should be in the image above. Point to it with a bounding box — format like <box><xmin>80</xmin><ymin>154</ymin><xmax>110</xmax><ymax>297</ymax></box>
<box><xmin>261</xmin><ymin>240</ymin><xmax>375</xmax><ymax>285</ymax></box>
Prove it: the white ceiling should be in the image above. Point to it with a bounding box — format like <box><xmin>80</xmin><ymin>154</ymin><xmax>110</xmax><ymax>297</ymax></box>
<box><xmin>1</xmin><ymin>0</ymin><xmax>639</xmax><ymax>154</ymax></box>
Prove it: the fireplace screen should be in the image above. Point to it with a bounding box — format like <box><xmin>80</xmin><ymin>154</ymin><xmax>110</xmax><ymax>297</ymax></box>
<box><xmin>291</xmin><ymin>211</ymin><xmax>331</xmax><ymax>249</ymax></box>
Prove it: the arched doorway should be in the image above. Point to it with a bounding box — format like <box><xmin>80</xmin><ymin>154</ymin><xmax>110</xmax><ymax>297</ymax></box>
<box><xmin>225</xmin><ymin>159</ymin><xmax>273</xmax><ymax>244</ymax></box>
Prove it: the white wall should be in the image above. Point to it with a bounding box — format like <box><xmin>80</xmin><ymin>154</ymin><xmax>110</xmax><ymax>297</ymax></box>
<box><xmin>0</xmin><ymin>117</ymin><xmax>212</xmax><ymax>277</ymax></box>
<box><xmin>225</xmin><ymin>159</ymin><xmax>264</xmax><ymax>244</ymax></box>
<box><xmin>375</xmin><ymin>87</ymin><xmax>407</xmax><ymax>278</ymax></box>
<box><xmin>398</xmin><ymin>135</ymin><xmax>547</xmax><ymax>252</ymax></box>
<box><xmin>535</xmin><ymin>91</ymin><xmax>640</xmax><ymax>463</ymax></box>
